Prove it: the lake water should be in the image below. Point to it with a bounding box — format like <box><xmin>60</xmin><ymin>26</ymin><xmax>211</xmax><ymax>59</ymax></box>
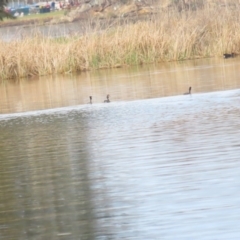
<box><xmin>0</xmin><ymin>58</ymin><xmax>240</xmax><ymax>240</ymax></box>
<box><xmin>0</xmin><ymin>22</ymin><xmax>81</xmax><ymax>41</ymax></box>
<box><xmin>0</xmin><ymin>18</ymin><xmax>133</xmax><ymax>42</ymax></box>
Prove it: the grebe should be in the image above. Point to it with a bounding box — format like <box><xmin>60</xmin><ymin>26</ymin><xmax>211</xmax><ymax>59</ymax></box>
<box><xmin>223</xmin><ymin>53</ymin><xmax>236</xmax><ymax>58</ymax></box>
<box><xmin>184</xmin><ymin>87</ymin><xmax>192</xmax><ymax>95</ymax></box>
<box><xmin>104</xmin><ymin>94</ymin><xmax>110</xmax><ymax>103</ymax></box>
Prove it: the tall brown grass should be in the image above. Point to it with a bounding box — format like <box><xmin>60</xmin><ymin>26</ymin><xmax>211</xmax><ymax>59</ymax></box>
<box><xmin>1</xmin><ymin>6</ymin><xmax>240</xmax><ymax>80</ymax></box>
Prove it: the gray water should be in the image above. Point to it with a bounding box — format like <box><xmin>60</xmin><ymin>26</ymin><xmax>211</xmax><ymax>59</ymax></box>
<box><xmin>0</xmin><ymin>18</ymin><xmax>130</xmax><ymax>41</ymax></box>
<box><xmin>0</xmin><ymin>59</ymin><xmax>240</xmax><ymax>239</ymax></box>
<box><xmin>0</xmin><ymin>22</ymin><xmax>81</xmax><ymax>41</ymax></box>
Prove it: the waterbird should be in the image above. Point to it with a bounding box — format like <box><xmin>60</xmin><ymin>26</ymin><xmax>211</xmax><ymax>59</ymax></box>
<box><xmin>89</xmin><ymin>96</ymin><xmax>92</xmax><ymax>104</ymax></box>
<box><xmin>184</xmin><ymin>86</ymin><xmax>192</xmax><ymax>95</ymax></box>
<box><xmin>223</xmin><ymin>53</ymin><xmax>236</xmax><ymax>58</ymax></box>
<box><xmin>104</xmin><ymin>94</ymin><xmax>110</xmax><ymax>103</ymax></box>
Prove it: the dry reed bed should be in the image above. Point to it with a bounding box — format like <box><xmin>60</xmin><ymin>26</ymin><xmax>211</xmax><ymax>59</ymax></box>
<box><xmin>1</xmin><ymin>7</ymin><xmax>240</xmax><ymax>80</ymax></box>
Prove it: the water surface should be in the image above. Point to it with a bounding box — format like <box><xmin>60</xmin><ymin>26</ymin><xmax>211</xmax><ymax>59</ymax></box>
<box><xmin>1</xmin><ymin>58</ymin><xmax>240</xmax><ymax>113</ymax></box>
<box><xmin>0</xmin><ymin>59</ymin><xmax>240</xmax><ymax>240</ymax></box>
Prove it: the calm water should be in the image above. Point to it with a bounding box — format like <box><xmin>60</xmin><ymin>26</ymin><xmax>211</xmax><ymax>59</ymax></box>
<box><xmin>0</xmin><ymin>18</ymin><xmax>131</xmax><ymax>42</ymax></box>
<box><xmin>0</xmin><ymin>21</ymin><xmax>85</xmax><ymax>41</ymax></box>
<box><xmin>0</xmin><ymin>58</ymin><xmax>240</xmax><ymax>240</ymax></box>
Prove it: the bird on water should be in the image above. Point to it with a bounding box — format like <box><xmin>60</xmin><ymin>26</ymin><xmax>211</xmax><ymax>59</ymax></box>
<box><xmin>89</xmin><ymin>96</ymin><xmax>92</xmax><ymax>104</ymax></box>
<box><xmin>104</xmin><ymin>94</ymin><xmax>110</xmax><ymax>103</ymax></box>
<box><xmin>184</xmin><ymin>87</ymin><xmax>192</xmax><ymax>95</ymax></box>
<box><xmin>223</xmin><ymin>53</ymin><xmax>236</xmax><ymax>58</ymax></box>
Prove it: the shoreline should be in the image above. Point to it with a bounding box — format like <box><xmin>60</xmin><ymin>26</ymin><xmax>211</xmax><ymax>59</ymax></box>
<box><xmin>0</xmin><ymin>10</ymin><xmax>67</xmax><ymax>28</ymax></box>
<box><xmin>0</xmin><ymin>16</ymin><xmax>55</xmax><ymax>28</ymax></box>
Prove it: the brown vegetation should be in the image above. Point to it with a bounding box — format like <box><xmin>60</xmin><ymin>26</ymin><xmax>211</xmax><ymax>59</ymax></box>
<box><xmin>1</xmin><ymin>5</ymin><xmax>240</xmax><ymax>80</ymax></box>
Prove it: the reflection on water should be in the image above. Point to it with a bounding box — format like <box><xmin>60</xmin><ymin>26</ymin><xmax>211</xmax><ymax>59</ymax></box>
<box><xmin>1</xmin><ymin>59</ymin><xmax>240</xmax><ymax>239</ymax></box>
<box><xmin>1</xmin><ymin>58</ymin><xmax>240</xmax><ymax>114</ymax></box>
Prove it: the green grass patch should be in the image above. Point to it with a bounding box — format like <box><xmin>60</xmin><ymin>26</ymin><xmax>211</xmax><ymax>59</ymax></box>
<box><xmin>0</xmin><ymin>10</ymin><xmax>64</xmax><ymax>25</ymax></box>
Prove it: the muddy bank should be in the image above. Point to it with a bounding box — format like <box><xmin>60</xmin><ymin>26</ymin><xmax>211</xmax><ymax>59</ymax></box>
<box><xmin>0</xmin><ymin>0</ymin><xmax>155</xmax><ymax>28</ymax></box>
<box><xmin>1</xmin><ymin>0</ymin><xmax>239</xmax><ymax>29</ymax></box>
